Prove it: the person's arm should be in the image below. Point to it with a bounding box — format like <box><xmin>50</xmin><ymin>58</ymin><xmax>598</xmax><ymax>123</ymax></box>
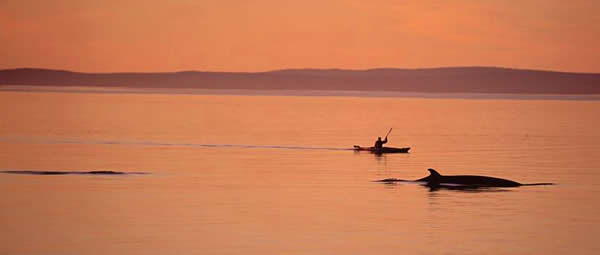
<box><xmin>383</xmin><ymin>137</ymin><xmax>388</xmax><ymax>144</ymax></box>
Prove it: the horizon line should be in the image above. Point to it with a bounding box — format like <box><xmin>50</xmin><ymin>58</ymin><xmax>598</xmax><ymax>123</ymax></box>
<box><xmin>3</xmin><ymin>66</ymin><xmax>600</xmax><ymax>75</ymax></box>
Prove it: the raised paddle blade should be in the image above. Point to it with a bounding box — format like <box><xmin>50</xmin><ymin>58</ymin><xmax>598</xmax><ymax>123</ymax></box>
<box><xmin>385</xmin><ymin>128</ymin><xmax>392</xmax><ymax>138</ymax></box>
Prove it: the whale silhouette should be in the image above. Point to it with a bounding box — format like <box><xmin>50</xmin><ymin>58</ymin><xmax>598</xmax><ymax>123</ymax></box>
<box><xmin>377</xmin><ymin>168</ymin><xmax>554</xmax><ymax>189</ymax></box>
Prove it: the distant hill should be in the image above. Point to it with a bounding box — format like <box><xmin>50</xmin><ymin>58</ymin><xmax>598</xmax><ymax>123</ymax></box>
<box><xmin>1</xmin><ymin>67</ymin><xmax>599</xmax><ymax>94</ymax></box>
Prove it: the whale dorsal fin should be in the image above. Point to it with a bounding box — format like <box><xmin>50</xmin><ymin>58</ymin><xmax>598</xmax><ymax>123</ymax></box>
<box><xmin>427</xmin><ymin>168</ymin><xmax>441</xmax><ymax>177</ymax></box>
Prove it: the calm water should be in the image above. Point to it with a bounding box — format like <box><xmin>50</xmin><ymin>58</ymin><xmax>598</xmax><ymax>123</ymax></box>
<box><xmin>1</xmin><ymin>91</ymin><xmax>600</xmax><ymax>254</ymax></box>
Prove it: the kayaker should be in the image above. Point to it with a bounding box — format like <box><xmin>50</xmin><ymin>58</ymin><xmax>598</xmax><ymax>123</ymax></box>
<box><xmin>374</xmin><ymin>137</ymin><xmax>388</xmax><ymax>149</ymax></box>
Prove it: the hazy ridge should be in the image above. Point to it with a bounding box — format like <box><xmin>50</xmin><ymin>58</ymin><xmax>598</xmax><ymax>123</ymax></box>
<box><xmin>1</xmin><ymin>67</ymin><xmax>599</xmax><ymax>94</ymax></box>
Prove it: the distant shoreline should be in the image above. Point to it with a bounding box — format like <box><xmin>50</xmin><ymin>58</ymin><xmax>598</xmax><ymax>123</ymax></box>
<box><xmin>2</xmin><ymin>67</ymin><xmax>600</xmax><ymax>95</ymax></box>
<box><xmin>2</xmin><ymin>85</ymin><xmax>600</xmax><ymax>101</ymax></box>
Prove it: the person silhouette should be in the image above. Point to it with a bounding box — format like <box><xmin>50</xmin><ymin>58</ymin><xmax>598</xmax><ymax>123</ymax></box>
<box><xmin>374</xmin><ymin>136</ymin><xmax>388</xmax><ymax>149</ymax></box>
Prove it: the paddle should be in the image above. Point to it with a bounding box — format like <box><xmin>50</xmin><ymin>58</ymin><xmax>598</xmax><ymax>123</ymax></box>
<box><xmin>384</xmin><ymin>128</ymin><xmax>392</xmax><ymax>139</ymax></box>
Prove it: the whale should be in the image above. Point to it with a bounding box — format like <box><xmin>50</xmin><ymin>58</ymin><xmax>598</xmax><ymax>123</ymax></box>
<box><xmin>376</xmin><ymin>168</ymin><xmax>554</xmax><ymax>188</ymax></box>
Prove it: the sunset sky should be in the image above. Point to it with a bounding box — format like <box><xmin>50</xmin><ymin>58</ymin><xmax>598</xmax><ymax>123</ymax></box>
<box><xmin>1</xmin><ymin>0</ymin><xmax>599</xmax><ymax>73</ymax></box>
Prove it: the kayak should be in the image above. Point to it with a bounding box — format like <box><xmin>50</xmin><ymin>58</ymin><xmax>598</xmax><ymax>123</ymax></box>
<box><xmin>353</xmin><ymin>145</ymin><xmax>410</xmax><ymax>153</ymax></box>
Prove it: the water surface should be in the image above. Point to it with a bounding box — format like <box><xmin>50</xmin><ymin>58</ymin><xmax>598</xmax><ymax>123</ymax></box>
<box><xmin>1</xmin><ymin>91</ymin><xmax>599</xmax><ymax>254</ymax></box>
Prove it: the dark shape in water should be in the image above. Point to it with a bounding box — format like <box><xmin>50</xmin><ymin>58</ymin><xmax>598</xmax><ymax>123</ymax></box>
<box><xmin>0</xmin><ymin>170</ymin><xmax>145</xmax><ymax>175</ymax></box>
<box><xmin>353</xmin><ymin>145</ymin><xmax>410</xmax><ymax>154</ymax></box>
<box><xmin>376</xmin><ymin>168</ymin><xmax>554</xmax><ymax>189</ymax></box>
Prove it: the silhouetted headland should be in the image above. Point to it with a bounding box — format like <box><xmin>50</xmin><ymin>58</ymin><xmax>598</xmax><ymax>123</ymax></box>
<box><xmin>1</xmin><ymin>67</ymin><xmax>600</xmax><ymax>94</ymax></box>
<box><xmin>376</xmin><ymin>168</ymin><xmax>554</xmax><ymax>190</ymax></box>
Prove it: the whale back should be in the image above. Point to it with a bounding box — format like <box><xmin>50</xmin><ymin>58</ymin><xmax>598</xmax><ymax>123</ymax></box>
<box><xmin>437</xmin><ymin>175</ymin><xmax>521</xmax><ymax>187</ymax></box>
<box><xmin>416</xmin><ymin>168</ymin><xmax>522</xmax><ymax>187</ymax></box>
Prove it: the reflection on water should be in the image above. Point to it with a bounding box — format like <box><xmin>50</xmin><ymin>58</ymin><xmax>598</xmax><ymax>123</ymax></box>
<box><xmin>380</xmin><ymin>181</ymin><xmax>516</xmax><ymax>193</ymax></box>
<box><xmin>1</xmin><ymin>91</ymin><xmax>599</xmax><ymax>255</ymax></box>
<box><xmin>422</xmin><ymin>184</ymin><xmax>516</xmax><ymax>193</ymax></box>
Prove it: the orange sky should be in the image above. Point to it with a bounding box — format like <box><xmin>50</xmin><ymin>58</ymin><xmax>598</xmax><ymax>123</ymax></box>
<box><xmin>1</xmin><ymin>0</ymin><xmax>599</xmax><ymax>73</ymax></box>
